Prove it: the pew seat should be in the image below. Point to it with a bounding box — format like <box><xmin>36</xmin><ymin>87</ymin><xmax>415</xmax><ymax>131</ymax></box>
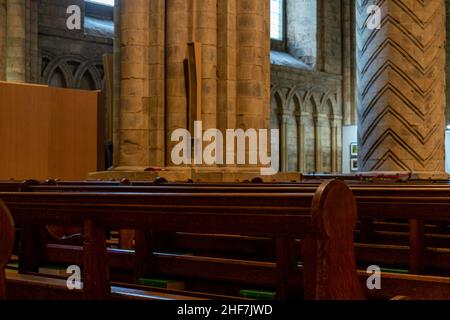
<box><xmin>5</xmin><ymin>269</ymin><xmax>219</xmax><ymax>300</ymax></box>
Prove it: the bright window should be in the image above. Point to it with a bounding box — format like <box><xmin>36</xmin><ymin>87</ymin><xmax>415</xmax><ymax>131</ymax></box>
<box><xmin>271</xmin><ymin>0</ymin><xmax>284</xmax><ymax>40</ymax></box>
<box><xmin>86</xmin><ymin>0</ymin><xmax>114</xmax><ymax>6</ymax></box>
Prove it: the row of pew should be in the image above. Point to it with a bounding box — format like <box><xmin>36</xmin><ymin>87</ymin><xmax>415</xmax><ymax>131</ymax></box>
<box><xmin>1</xmin><ymin>177</ymin><xmax>450</xmax><ymax>300</ymax></box>
<box><xmin>0</xmin><ymin>179</ymin><xmax>363</xmax><ymax>300</ymax></box>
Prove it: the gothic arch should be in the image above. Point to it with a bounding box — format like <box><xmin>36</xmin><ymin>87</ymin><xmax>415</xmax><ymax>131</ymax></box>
<box><xmin>292</xmin><ymin>94</ymin><xmax>303</xmax><ymax>117</ymax></box>
<box><xmin>42</xmin><ymin>56</ymin><xmax>75</xmax><ymax>88</ymax></box>
<box><xmin>307</xmin><ymin>93</ymin><xmax>319</xmax><ymax>115</ymax></box>
<box><xmin>41</xmin><ymin>54</ymin><xmax>104</xmax><ymax>90</ymax></box>
<box><xmin>74</xmin><ymin>59</ymin><xmax>103</xmax><ymax>90</ymax></box>
<box><xmin>320</xmin><ymin>91</ymin><xmax>338</xmax><ymax>116</ymax></box>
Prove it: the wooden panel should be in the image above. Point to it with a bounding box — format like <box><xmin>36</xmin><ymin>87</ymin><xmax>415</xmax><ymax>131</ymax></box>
<box><xmin>0</xmin><ymin>82</ymin><xmax>104</xmax><ymax>180</ymax></box>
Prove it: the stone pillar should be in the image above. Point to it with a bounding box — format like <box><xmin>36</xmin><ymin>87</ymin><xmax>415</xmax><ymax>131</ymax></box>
<box><xmin>24</xmin><ymin>0</ymin><xmax>29</xmax><ymax>81</ymax></box>
<box><xmin>217</xmin><ymin>0</ymin><xmax>237</xmax><ymax>133</ymax></box>
<box><xmin>0</xmin><ymin>0</ymin><xmax>6</xmax><ymax>80</ymax></box>
<box><xmin>147</xmin><ymin>0</ymin><xmax>165</xmax><ymax>166</ymax></box>
<box><xmin>342</xmin><ymin>0</ymin><xmax>356</xmax><ymax>125</ymax></box>
<box><xmin>314</xmin><ymin>115</ymin><xmax>322</xmax><ymax>172</ymax></box>
<box><xmin>296</xmin><ymin>113</ymin><xmax>305</xmax><ymax>172</ymax></box>
<box><xmin>98</xmin><ymin>0</ymin><xmax>273</xmax><ymax>181</ymax></box>
<box><xmin>279</xmin><ymin>113</ymin><xmax>289</xmax><ymax>172</ymax></box>
<box><xmin>336</xmin><ymin>117</ymin><xmax>343</xmax><ymax>172</ymax></box>
<box><xmin>112</xmin><ymin>0</ymin><xmax>121</xmax><ymax>167</ymax></box>
<box><xmin>26</xmin><ymin>0</ymin><xmax>38</xmax><ymax>83</ymax></box>
<box><xmin>263</xmin><ymin>0</ymin><xmax>270</xmax><ymax>130</ymax></box>
<box><xmin>330</xmin><ymin>117</ymin><xmax>341</xmax><ymax>173</ymax></box>
<box><xmin>6</xmin><ymin>0</ymin><xmax>26</xmax><ymax>82</ymax></box>
<box><xmin>195</xmin><ymin>0</ymin><xmax>217</xmax><ymax>131</ymax></box>
<box><xmin>356</xmin><ymin>0</ymin><xmax>446</xmax><ymax>176</ymax></box>
<box><xmin>118</xmin><ymin>0</ymin><xmax>150</xmax><ymax>169</ymax></box>
<box><xmin>165</xmin><ymin>0</ymin><xmax>189</xmax><ymax>165</ymax></box>
<box><xmin>446</xmin><ymin>0</ymin><xmax>450</xmax><ymax>125</ymax></box>
<box><xmin>236</xmin><ymin>0</ymin><xmax>268</xmax><ymax>132</ymax></box>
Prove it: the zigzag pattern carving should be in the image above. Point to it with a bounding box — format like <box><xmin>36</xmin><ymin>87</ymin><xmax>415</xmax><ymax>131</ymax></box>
<box><xmin>356</xmin><ymin>0</ymin><xmax>446</xmax><ymax>173</ymax></box>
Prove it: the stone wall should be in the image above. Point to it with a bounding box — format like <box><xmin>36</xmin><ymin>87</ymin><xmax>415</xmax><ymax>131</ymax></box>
<box><xmin>0</xmin><ymin>0</ymin><xmax>6</xmax><ymax>80</ymax></box>
<box><xmin>38</xmin><ymin>0</ymin><xmax>113</xmax><ymax>89</ymax></box>
<box><xmin>270</xmin><ymin>0</ymin><xmax>353</xmax><ymax>173</ymax></box>
<box><xmin>286</xmin><ymin>0</ymin><xmax>317</xmax><ymax>67</ymax></box>
<box><xmin>271</xmin><ymin>65</ymin><xmax>343</xmax><ymax>173</ymax></box>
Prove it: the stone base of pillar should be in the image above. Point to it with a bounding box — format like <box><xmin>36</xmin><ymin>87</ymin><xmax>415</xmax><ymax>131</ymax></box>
<box><xmin>88</xmin><ymin>167</ymin><xmax>301</xmax><ymax>183</ymax></box>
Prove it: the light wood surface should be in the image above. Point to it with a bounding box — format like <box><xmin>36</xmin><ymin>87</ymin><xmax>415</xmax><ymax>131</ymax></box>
<box><xmin>0</xmin><ymin>81</ymin><xmax>104</xmax><ymax>180</ymax></box>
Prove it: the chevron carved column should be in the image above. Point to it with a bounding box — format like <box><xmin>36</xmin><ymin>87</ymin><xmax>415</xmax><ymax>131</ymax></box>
<box><xmin>356</xmin><ymin>0</ymin><xmax>446</xmax><ymax>176</ymax></box>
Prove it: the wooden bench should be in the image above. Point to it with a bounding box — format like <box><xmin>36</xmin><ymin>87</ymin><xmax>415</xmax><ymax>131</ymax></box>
<box><xmin>11</xmin><ymin>180</ymin><xmax>450</xmax><ymax>298</ymax></box>
<box><xmin>0</xmin><ymin>179</ymin><xmax>364</xmax><ymax>300</ymax></box>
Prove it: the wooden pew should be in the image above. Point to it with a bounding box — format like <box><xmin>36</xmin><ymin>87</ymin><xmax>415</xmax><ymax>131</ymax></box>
<box><xmin>0</xmin><ymin>200</ymin><xmax>15</xmax><ymax>299</ymax></box>
<box><xmin>0</xmin><ymin>181</ymin><xmax>23</xmax><ymax>192</ymax></box>
<box><xmin>16</xmin><ymin>181</ymin><xmax>450</xmax><ymax>247</ymax></box>
<box><xmin>302</xmin><ymin>173</ymin><xmax>450</xmax><ymax>184</ymax></box>
<box><xmin>15</xmin><ymin>181</ymin><xmax>450</xmax><ymax>269</ymax></box>
<box><xmin>9</xmin><ymin>179</ymin><xmax>450</xmax><ymax>298</ymax></box>
<box><xmin>0</xmin><ymin>179</ymin><xmax>364</xmax><ymax>300</ymax></box>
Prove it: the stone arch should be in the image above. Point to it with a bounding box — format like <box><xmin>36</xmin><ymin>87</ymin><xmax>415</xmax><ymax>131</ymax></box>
<box><xmin>292</xmin><ymin>94</ymin><xmax>303</xmax><ymax>116</ymax></box>
<box><xmin>320</xmin><ymin>91</ymin><xmax>337</xmax><ymax>116</ymax></box>
<box><xmin>272</xmin><ymin>90</ymin><xmax>284</xmax><ymax>114</ymax></box>
<box><xmin>41</xmin><ymin>55</ymin><xmax>104</xmax><ymax>90</ymax></box>
<box><xmin>270</xmin><ymin>85</ymin><xmax>285</xmax><ymax>104</ymax></box>
<box><xmin>48</xmin><ymin>67</ymin><xmax>68</xmax><ymax>88</ymax></box>
<box><xmin>42</xmin><ymin>56</ymin><xmax>75</xmax><ymax>88</ymax></box>
<box><xmin>287</xmin><ymin>85</ymin><xmax>307</xmax><ymax>113</ymax></box>
<box><xmin>307</xmin><ymin>93</ymin><xmax>319</xmax><ymax>114</ymax></box>
<box><xmin>74</xmin><ymin>59</ymin><xmax>104</xmax><ymax>90</ymax></box>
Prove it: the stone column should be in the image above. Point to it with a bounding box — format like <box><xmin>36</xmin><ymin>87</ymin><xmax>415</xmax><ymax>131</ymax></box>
<box><xmin>296</xmin><ymin>113</ymin><xmax>305</xmax><ymax>172</ymax></box>
<box><xmin>314</xmin><ymin>115</ymin><xmax>322</xmax><ymax>172</ymax></box>
<box><xmin>165</xmin><ymin>0</ymin><xmax>189</xmax><ymax>165</ymax></box>
<box><xmin>342</xmin><ymin>0</ymin><xmax>356</xmax><ymax>125</ymax></box>
<box><xmin>336</xmin><ymin>117</ymin><xmax>343</xmax><ymax>172</ymax></box>
<box><xmin>217</xmin><ymin>0</ymin><xmax>237</xmax><ymax>133</ymax></box>
<box><xmin>279</xmin><ymin>113</ymin><xmax>289</xmax><ymax>172</ymax></box>
<box><xmin>195</xmin><ymin>0</ymin><xmax>217</xmax><ymax>131</ymax></box>
<box><xmin>112</xmin><ymin>0</ymin><xmax>121</xmax><ymax>167</ymax></box>
<box><xmin>231</xmin><ymin>0</ymin><xmax>270</xmax><ymax>169</ymax></box>
<box><xmin>118</xmin><ymin>0</ymin><xmax>150</xmax><ymax>169</ymax></box>
<box><xmin>236</xmin><ymin>0</ymin><xmax>268</xmax><ymax>132</ymax></box>
<box><xmin>6</xmin><ymin>0</ymin><xmax>26</xmax><ymax>82</ymax></box>
<box><xmin>330</xmin><ymin>116</ymin><xmax>341</xmax><ymax>173</ymax></box>
<box><xmin>99</xmin><ymin>0</ymin><xmax>272</xmax><ymax>180</ymax></box>
<box><xmin>147</xmin><ymin>0</ymin><xmax>165</xmax><ymax>166</ymax></box>
<box><xmin>26</xmin><ymin>0</ymin><xmax>38</xmax><ymax>83</ymax></box>
<box><xmin>0</xmin><ymin>0</ymin><xmax>6</xmax><ymax>80</ymax></box>
<box><xmin>356</xmin><ymin>0</ymin><xmax>446</xmax><ymax>176</ymax></box>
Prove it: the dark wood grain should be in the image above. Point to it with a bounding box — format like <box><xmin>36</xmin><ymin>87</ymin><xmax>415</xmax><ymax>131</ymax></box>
<box><xmin>0</xmin><ymin>200</ymin><xmax>15</xmax><ymax>299</ymax></box>
<box><xmin>0</xmin><ymin>180</ymin><xmax>363</xmax><ymax>300</ymax></box>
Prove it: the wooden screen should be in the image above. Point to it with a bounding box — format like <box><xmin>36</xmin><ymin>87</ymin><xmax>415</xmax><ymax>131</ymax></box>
<box><xmin>0</xmin><ymin>81</ymin><xmax>104</xmax><ymax>180</ymax></box>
